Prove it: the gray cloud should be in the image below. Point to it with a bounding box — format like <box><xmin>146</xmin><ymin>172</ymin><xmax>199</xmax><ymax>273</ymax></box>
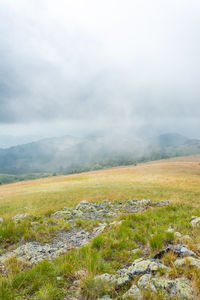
<box><xmin>0</xmin><ymin>0</ymin><xmax>200</xmax><ymax>146</ymax></box>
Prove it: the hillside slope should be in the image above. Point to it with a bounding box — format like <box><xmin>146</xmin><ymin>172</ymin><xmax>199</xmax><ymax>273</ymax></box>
<box><xmin>0</xmin><ymin>133</ymin><xmax>199</xmax><ymax>175</ymax></box>
<box><xmin>0</xmin><ymin>156</ymin><xmax>199</xmax><ymax>299</ymax></box>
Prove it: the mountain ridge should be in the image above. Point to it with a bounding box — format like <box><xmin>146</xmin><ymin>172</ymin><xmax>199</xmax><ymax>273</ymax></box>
<box><xmin>0</xmin><ymin>132</ymin><xmax>199</xmax><ymax>176</ymax></box>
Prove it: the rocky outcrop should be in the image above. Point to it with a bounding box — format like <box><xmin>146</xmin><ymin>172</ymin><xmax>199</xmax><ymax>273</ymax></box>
<box><xmin>0</xmin><ymin>225</ymin><xmax>106</xmax><ymax>266</ymax></box>
<box><xmin>52</xmin><ymin>199</ymin><xmax>172</xmax><ymax>222</ymax></box>
<box><xmin>0</xmin><ymin>199</ymin><xmax>172</xmax><ymax>269</ymax></box>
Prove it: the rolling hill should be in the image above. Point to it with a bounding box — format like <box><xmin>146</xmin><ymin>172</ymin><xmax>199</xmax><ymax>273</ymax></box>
<box><xmin>0</xmin><ymin>133</ymin><xmax>199</xmax><ymax>180</ymax></box>
<box><xmin>0</xmin><ymin>156</ymin><xmax>199</xmax><ymax>299</ymax></box>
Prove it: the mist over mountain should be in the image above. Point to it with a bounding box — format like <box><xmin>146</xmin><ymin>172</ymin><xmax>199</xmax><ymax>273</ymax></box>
<box><xmin>0</xmin><ymin>132</ymin><xmax>199</xmax><ymax>178</ymax></box>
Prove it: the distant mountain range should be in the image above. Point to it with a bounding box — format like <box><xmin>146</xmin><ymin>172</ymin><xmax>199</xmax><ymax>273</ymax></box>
<box><xmin>0</xmin><ymin>133</ymin><xmax>199</xmax><ymax>178</ymax></box>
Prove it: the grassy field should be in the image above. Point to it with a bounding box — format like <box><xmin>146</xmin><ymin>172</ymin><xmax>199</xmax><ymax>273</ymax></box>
<box><xmin>0</xmin><ymin>155</ymin><xmax>200</xmax><ymax>219</ymax></box>
<box><xmin>0</xmin><ymin>155</ymin><xmax>200</xmax><ymax>299</ymax></box>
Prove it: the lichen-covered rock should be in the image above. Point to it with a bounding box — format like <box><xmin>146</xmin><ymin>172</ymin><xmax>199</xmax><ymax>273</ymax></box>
<box><xmin>95</xmin><ymin>273</ymin><xmax>117</xmax><ymax>285</ymax></box>
<box><xmin>53</xmin><ymin>208</ymin><xmax>72</xmax><ymax>219</ymax></box>
<box><xmin>173</xmin><ymin>244</ymin><xmax>195</xmax><ymax>257</ymax></box>
<box><xmin>152</xmin><ymin>277</ymin><xmax>193</xmax><ymax>299</ymax></box>
<box><xmin>0</xmin><ymin>228</ymin><xmax>91</xmax><ymax>265</ymax></box>
<box><xmin>116</xmin><ymin>275</ymin><xmax>130</xmax><ymax>287</ymax></box>
<box><xmin>175</xmin><ymin>256</ymin><xmax>200</xmax><ymax>269</ymax></box>
<box><xmin>127</xmin><ymin>259</ymin><xmax>168</xmax><ymax>277</ymax></box>
<box><xmin>95</xmin><ymin>272</ymin><xmax>130</xmax><ymax>287</ymax></box>
<box><xmin>137</xmin><ymin>274</ymin><xmax>156</xmax><ymax>292</ymax></box>
<box><xmin>137</xmin><ymin>275</ymin><xmax>193</xmax><ymax>299</ymax></box>
<box><xmin>122</xmin><ymin>284</ymin><xmax>142</xmax><ymax>299</ymax></box>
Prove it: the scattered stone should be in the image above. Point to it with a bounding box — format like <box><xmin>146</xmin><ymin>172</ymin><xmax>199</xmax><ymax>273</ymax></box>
<box><xmin>191</xmin><ymin>217</ymin><xmax>200</xmax><ymax>227</ymax></box>
<box><xmin>122</xmin><ymin>284</ymin><xmax>142</xmax><ymax>299</ymax></box>
<box><xmin>12</xmin><ymin>213</ymin><xmax>29</xmax><ymax>222</ymax></box>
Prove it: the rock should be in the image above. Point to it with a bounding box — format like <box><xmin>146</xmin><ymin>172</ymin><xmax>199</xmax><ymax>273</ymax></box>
<box><xmin>173</xmin><ymin>244</ymin><xmax>195</xmax><ymax>257</ymax></box>
<box><xmin>173</xmin><ymin>278</ymin><xmax>193</xmax><ymax>299</ymax></box>
<box><xmin>122</xmin><ymin>284</ymin><xmax>142</xmax><ymax>299</ymax></box>
<box><xmin>137</xmin><ymin>199</ymin><xmax>151</xmax><ymax>206</ymax></box>
<box><xmin>95</xmin><ymin>273</ymin><xmax>117</xmax><ymax>285</ymax></box>
<box><xmin>52</xmin><ymin>199</ymin><xmax>172</xmax><ymax>222</ymax></box>
<box><xmin>153</xmin><ymin>244</ymin><xmax>195</xmax><ymax>259</ymax></box>
<box><xmin>191</xmin><ymin>217</ymin><xmax>200</xmax><ymax>227</ymax></box>
<box><xmin>137</xmin><ymin>275</ymin><xmax>193</xmax><ymax>299</ymax></box>
<box><xmin>127</xmin><ymin>258</ymin><xmax>168</xmax><ymax>277</ymax></box>
<box><xmin>153</xmin><ymin>277</ymin><xmax>192</xmax><ymax>299</ymax></box>
<box><xmin>138</xmin><ymin>274</ymin><xmax>156</xmax><ymax>293</ymax></box>
<box><xmin>53</xmin><ymin>208</ymin><xmax>72</xmax><ymax>219</ymax></box>
<box><xmin>175</xmin><ymin>256</ymin><xmax>200</xmax><ymax>269</ymax></box>
<box><xmin>95</xmin><ymin>272</ymin><xmax>130</xmax><ymax>287</ymax></box>
<box><xmin>116</xmin><ymin>275</ymin><xmax>130</xmax><ymax>287</ymax></box>
<box><xmin>152</xmin><ymin>200</ymin><xmax>172</xmax><ymax>207</ymax></box>
<box><xmin>0</xmin><ymin>228</ymin><xmax>92</xmax><ymax>266</ymax></box>
<box><xmin>12</xmin><ymin>213</ymin><xmax>29</xmax><ymax>222</ymax></box>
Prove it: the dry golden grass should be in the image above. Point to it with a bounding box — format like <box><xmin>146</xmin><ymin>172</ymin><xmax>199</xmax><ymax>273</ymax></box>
<box><xmin>0</xmin><ymin>155</ymin><xmax>200</xmax><ymax>218</ymax></box>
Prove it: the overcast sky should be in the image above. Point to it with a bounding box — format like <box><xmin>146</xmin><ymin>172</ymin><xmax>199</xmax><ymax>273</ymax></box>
<box><xmin>0</xmin><ymin>0</ymin><xmax>200</xmax><ymax>147</ymax></box>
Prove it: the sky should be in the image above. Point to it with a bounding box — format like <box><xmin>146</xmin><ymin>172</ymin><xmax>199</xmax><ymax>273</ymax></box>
<box><xmin>0</xmin><ymin>0</ymin><xmax>200</xmax><ymax>147</ymax></box>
